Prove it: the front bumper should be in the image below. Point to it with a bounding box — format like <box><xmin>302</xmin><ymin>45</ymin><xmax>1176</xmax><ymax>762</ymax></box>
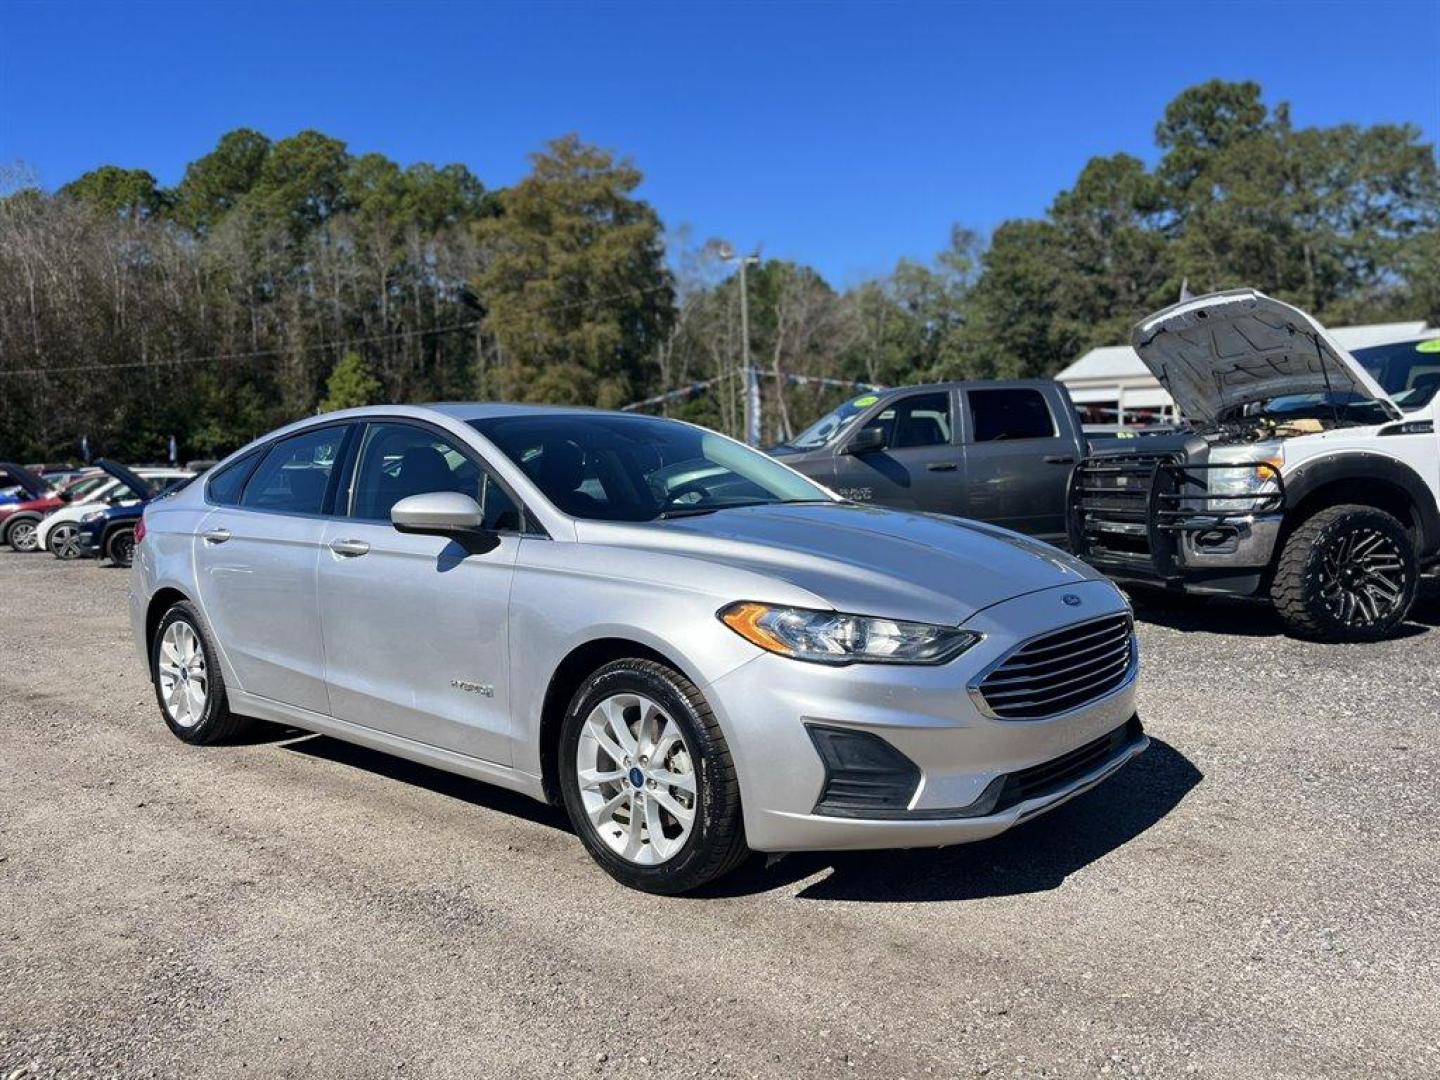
<box><xmin>705</xmin><ymin>580</ymin><xmax>1146</xmax><ymax>852</ymax></box>
<box><xmin>75</xmin><ymin>529</ymin><xmax>103</xmax><ymax>557</ymax></box>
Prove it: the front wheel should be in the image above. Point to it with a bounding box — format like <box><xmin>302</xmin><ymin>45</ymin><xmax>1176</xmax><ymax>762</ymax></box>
<box><xmin>1271</xmin><ymin>504</ymin><xmax>1418</xmax><ymax>642</ymax></box>
<box><xmin>559</xmin><ymin>659</ymin><xmax>749</xmax><ymax>894</ymax></box>
<box><xmin>5</xmin><ymin>516</ymin><xmax>40</xmax><ymax>552</ymax></box>
<box><xmin>49</xmin><ymin>523</ymin><xmax>83</xmax><ymax>560</ymax></box>
<box><xmin>106</xmin><ymin>526</ymin><xmax>136</xmax><ymax>567</ymax></box>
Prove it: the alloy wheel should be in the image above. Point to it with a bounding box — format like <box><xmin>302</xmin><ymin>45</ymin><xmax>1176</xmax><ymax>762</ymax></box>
<box><xmin>575</xmin><ymin>692</ymin><xmax>697</xmax><ymax>866</ymax></box>
<box><xmin>1317</xmin><ymin>526</ymin><xmax>1407</xmax><ymax>628</ymax></box>
<box><xmin>50</xmin><ymin>524</ymin><xmax>82</xmax><ymax>560</ymax></box>
<box><xmin>157</xmin><ymin>621</ymin><xmax>208</xmax><ymax>728</ymax></box>
<box><xmin>9</xmin><ymin>520</ymin><xmax>38</xmax><ymax>552</ymax></box>
<box><xmin>110</xmin><ymin>532</ymin><xmax>135</xmax><ymax>565</ymax></box>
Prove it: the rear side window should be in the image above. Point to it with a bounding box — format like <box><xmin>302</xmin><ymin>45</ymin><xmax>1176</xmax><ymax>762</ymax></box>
<box><xmin>206</xmin><ymin>452</ymin><xmax>260</xmax><ymax>506</ymax></box>
<box><xmin>241</xmin><ymin>426</ymin><xmax>347</xmax><ymax>515</ymax></box>
<box><xmin>968</xmin><ymin>388</ymin><xmax>1057</xmax><ymax>442</ymax></box>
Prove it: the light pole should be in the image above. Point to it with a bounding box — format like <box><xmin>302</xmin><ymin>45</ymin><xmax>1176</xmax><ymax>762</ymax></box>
<box><xmin>715</xmin><ymin>242</ymin><xmax>761</xmax><ymax>446</ymax></box>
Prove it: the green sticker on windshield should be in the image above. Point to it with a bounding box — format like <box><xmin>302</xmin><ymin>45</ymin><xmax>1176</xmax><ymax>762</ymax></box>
<box><xmin>1416</xmin><ymin>338</ymin><xmax>1440</xmax><ymax>354</ymax></box>
<box><xmin>852</xmin><ymin>395</ymin><xmax>879</xmax><ymax>407</ymax></box>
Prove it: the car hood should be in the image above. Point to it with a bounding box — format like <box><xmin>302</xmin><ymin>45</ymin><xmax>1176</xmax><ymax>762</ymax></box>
<box><xmin>1132</xmin><ymin>288</ymin><xmax>1401</xmax><ymax>422</ymax></box>
<box><xmin>580</xmin><ymin>502</ymin><xmax>1103</xmax><ymax>626</ymax></box>
<box><xmin>0</xmin><ymin>462</ymin><xmax>51</xmax><ymax>500</ymax></box>
<box><xmin>96</xmin><ymin>458</ymin><xmax>156</xmax><ymax>500</ymax></box>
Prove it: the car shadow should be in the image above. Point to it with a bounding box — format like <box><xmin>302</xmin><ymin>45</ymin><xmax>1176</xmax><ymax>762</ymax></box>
<box><xmin>697</xmin><ymin>738</ymin><xmax>1201</xmax><ymax>902</ymax></box>
<box><xmin>278</xmin><ymin>733</ymin><xmax>572</xmax><ymax>833</ymax></box>
<box><xmin>1126</xmin><ymin>578</ymin><xmax>1439</xmax><ymax>640</ymax></box>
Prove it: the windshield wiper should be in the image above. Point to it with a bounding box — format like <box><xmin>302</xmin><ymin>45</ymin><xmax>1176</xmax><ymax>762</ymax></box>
<box><xmin>657</xmin><ymin>498</ymin><xmax>841</xmax><ymax>520</ymax></box>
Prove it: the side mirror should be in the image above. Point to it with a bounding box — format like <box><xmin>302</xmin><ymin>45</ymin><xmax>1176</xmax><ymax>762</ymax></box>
<box><xmin>58</xmin><ymin>490</ymin><xmax>74</xmax><ymax>503</ymax></box>
<box><xmin>391</xmin><ymin>491</ymin><xmax>492</xmax><ymax>545</ymax></box>
<box><xmin>845</xmin><ymin>426</ymin><xmax>886</xmax><ymax>455</ymax></box>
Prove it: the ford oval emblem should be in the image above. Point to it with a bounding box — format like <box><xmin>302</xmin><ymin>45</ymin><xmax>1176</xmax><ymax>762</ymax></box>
<box><xmin>1062</xmin><ymin>593</ymin><xmax>1082</xmax><ymax>607</ymax></box>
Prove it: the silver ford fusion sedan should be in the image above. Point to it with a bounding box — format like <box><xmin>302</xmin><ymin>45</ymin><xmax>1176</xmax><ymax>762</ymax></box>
<box><xmin>130</xmin><ymin>404</ymin><xmax>1147</xmax><ymax>893</ymax></box>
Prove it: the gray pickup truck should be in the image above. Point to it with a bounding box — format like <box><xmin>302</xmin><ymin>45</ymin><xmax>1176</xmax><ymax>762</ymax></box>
<box><xmin>769</xmin><ymin>380</ymin><xmax>1097</xmax><ymax>546</ymax></box>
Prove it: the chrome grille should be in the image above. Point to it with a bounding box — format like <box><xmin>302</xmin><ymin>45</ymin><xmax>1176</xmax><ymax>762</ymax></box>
<box><xmin>973</xmin><ymin>613</ymin><xmax>1135</xmax><ymax>720</ymax></box>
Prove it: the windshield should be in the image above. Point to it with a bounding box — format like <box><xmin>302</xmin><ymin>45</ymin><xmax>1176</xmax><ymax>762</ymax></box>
<box><xmin>1353</xmin><ymin>339</ymin><xmax>1440</xmax><ymax>413</ymax></box>
<box><xmin>784</xmin><ymin>393</ymin><xmax>885</xmax><ymax>450</ymax></box>
<box><xmin>471</xmin><ymin>414</ymin><xmax>835</xmax><ymax>522</ymax></box>
<box><xmin>1238</xmin><ymin>392</ymin><xmax>1396</xmax><ymax>426</ymax></box>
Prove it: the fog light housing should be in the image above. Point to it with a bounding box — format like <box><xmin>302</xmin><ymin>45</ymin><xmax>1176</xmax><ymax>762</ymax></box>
<box><xmin>807</xmin><ymin>725</ymin><xmax>921</xmax><ymax>818</ymax></box>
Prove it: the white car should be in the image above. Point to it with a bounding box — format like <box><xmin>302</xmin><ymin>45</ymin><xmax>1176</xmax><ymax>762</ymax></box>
<box><xmin>38</xmin><ymin>464</ymin><xmax>193</xmax><ymax>559</ymax></box>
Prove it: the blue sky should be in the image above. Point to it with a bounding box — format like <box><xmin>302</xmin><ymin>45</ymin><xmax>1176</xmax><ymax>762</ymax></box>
<box><xmin>2</xmin><ymin>0</ymin><xmax>1436</xmax><ymax>285</ymax></box>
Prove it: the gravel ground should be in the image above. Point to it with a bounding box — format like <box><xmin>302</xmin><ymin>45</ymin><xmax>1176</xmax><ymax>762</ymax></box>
<box><xmin>2</xmin><ymin>550</ymin><xmax>1438</xmax><ymax>1080</ymax></box>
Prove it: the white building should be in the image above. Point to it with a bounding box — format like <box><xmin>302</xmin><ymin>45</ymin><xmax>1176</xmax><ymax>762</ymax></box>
<box><xmin>1056</xmin><ymin>320</ymin><xmax>1431</xmax><ymax>426</ymax></box>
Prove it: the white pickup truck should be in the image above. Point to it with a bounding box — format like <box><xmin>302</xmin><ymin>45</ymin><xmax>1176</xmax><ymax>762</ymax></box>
<box><xmin>1071</xmin><ymin>289</ymin><xmax>1439</xmax><ymax>642</ymax></box>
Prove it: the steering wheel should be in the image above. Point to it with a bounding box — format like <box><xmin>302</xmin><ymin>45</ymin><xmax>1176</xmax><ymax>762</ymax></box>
<box><xmin>660</xmin><ymin>477</ymin><xmax>714</xmax><ymax>509</ymax></box>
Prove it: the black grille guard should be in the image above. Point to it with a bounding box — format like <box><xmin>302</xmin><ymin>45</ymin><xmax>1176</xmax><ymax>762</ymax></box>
<box><xmin>1068</xmin><ymin>455</ymin><xmax>1286</xmax><ymax>581</ymax></box>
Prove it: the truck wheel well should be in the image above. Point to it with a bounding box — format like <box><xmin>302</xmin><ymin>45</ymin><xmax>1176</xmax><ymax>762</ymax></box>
<box><xmin>145</xmin><ymin>588</ymin><xmax>191</xmax><ymax>652</ymax></box>
<box><xmin>1285</xmin><ymin>478</ymin><xmax>1419</xmax><ymax>546</ymax></box>
<box><xmin>538</xmin><ymin>638</ymin><xmax>671</xmax><ymax>806</ymax></box>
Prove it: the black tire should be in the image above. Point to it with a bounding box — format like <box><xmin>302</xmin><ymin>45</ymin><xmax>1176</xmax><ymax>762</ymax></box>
<box><xmin>106</xmin><ymin>526</ymin><xmax>136</xmax><ymax>567</ymax></box>
<box><xmin>150</xmin><ymin>601</ymin><xmax>254</xmax><ymax>744</ymax></box>
<box><xmin>558</xmin><ymin>658</ymin><xmax>749</xmax><ymax>895</ymax></box>
<box><xmin>48</xmin><ymin>522</ymin><xmax>83</xmax><ymax>560</ymax></box>
<box><xmin>1271</xmin><ymin>504</ymin><xmax>1418</xmax><ymax>642</ymax></box>
<box><xmin>3</xmin><ymin>514</ymin><xmax>41</xmax><ymax>552</ymax></box>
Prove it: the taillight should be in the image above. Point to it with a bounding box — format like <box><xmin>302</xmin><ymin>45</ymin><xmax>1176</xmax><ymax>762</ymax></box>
<box><xmin>134</xmin><ymin>516</ymin><xmax>147</xmax><ymax>544</ymax></box>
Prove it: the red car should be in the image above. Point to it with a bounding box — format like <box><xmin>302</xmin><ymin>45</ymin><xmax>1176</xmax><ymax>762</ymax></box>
<box><xmin>0</xmin><ymin>464</ymin><xmax>110</xmax><ymax>552</ymax></box>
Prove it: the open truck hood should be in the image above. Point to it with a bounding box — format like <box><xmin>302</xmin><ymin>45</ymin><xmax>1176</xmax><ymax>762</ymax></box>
<box><xmin>1131</xmin><ymin>289</ymin><xmax>1401</xmax><ymax>423</ymax></box>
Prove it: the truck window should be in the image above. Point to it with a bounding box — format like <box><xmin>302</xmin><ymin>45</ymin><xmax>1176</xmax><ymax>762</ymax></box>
<box><xmin>869</xmin><ymin>393</ymin><xmax>952</xmax><ymax>448</ymax></box>
<box><xmin>968</xmin><ymin>388</ymin><xmax>1057</xmax><ymax>442</ymax></box>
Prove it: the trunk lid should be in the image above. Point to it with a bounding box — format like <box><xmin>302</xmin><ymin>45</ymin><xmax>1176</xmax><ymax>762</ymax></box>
<box><xmin>1131</xmin><ymin>288</ymin><xmax>1401</xmax><ymax>422</ymax></box>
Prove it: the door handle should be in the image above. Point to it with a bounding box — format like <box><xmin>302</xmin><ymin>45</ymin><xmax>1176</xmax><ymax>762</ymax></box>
<box><xmin>329</xmin><ymin>538</ymin><xmax>370</xmax><ymax>558</ymax></box>
<box><xmin>925</xmin><ymin>462</ymin><xmax>959</xmax><ymax>472</ymax></box>
<box><xmin>202</xmin><ymin>528</ymin><xmax>231</xmax><ymax>545</ymax></box>
<box><xmin>1044</xmin><ymin>455</ymin><xmax>1076</xmax><ymax>465</ymax></box>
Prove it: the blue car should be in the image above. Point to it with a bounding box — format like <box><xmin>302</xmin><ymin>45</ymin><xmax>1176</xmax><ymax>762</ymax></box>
<box><xmin>75</xmin><ymin>461</ymin><xmax>194</xmax><ymax>566</ymax></box>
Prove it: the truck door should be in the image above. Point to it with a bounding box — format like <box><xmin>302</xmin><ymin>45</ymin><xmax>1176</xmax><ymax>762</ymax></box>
<box><xmin>960</xmin><ymin>386</ymin><xmax>1076</xmax><ymax>542</ymax></box>
<box><xmin>830</xmin><ymin>391</ymin><xmax>963</xmax><ymax>515</ymax></box>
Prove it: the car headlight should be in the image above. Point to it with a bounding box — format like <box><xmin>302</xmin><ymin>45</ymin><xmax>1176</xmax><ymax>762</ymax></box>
<box><xmin>81</xmin><ymin>510</ymin><xmax>105</xmax><ymax>523</ymax></box>
<box><xmin>1206</xmin><ymin>447</ymin><xmax>1283</xmax><ymax>511</ymax></box>
<box><xmin>719</xmin><ymin>601</ymin><xmax>981</xmax><ymax>665</ymax></box>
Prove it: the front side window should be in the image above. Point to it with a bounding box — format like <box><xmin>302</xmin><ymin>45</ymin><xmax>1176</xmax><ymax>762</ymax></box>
<box><xmin>785</xmin><ymin>392</ymin><xmax>885</xmax><ymax>450</ymax></box>
<box><xmin>240</xmin><ymin>426</ymin><xmax>347</xmax><ymax>515</ymax></box>
<box><xmin>968</xmin><ymin>388</ymin><xmax>1057</xmax><ymax>442</ymax></box>
<box><xmin>471</xmin><ymin>414</ymin><xmax>833</xmax><ymax>522</ymax></box>
<box><xmin>862</xmin><ymin>392</ymin><xmax>952</xmax><ymax>449</ymax></box>
<box><xmin>349</xmin><ymin>422</ymin><xmax>520</xmax><ymax>531</ymax></box>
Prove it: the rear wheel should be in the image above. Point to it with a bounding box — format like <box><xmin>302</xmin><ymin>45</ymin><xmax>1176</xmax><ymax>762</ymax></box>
<box><xmin>1271</xmin><ymin>504</ymin><xmax>1417</xmax><ymax>642</ymax></box>
<box><xmin>558</xmin><ymin>659</ymin><xmax>748</xmax><ymax>894</ymax></box>
<box><xmin>5</xmin><ymin>516</ymin><xmax>40</xmax><ymax>552</ymax></box>
<box><xmin>106</xmin><ymin>526</ymin><xmax>136</xmax><ymax>567</ymax></box>
<box><xmin>150</xmin><ymin>602</ymin><xmax>253</xmax><ymax>743</ymax></box>
<box><xmin>49</xmin><ymin>523</ymin><xmax>83</xmax><ymax>560</ymax></box>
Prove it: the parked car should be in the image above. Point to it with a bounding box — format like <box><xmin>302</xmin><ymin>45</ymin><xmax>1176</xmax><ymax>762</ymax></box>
<box><xmin>74</xmin><ymin>466</ymin><xmax>193</xmax><ymax>567</ymax></box>
<box><xmin>0</xmin><ymin>465</ymin><xmax>111</xmax><ymax>551</ymax></box>
<box><xmin>37</xmin><ymin>462</ymin><xmax>194</xmax><ymax>559</ymax></box>
<box><xmin>131</xmin><ymin>404</ymin><xmax>1147</xmax><ymax>893</ymax></box>
<box><xmin>1071</xmin><ymin>288</ymin><xmax>1440</xmax><ymax>642</ymax></box>
<box><xmin>769</xmin><ymin>380</ymin><xmax>1095</xmax><ymax>546</ymax></box>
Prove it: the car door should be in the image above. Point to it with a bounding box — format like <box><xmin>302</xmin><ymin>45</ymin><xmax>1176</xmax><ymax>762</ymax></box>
<box><xmin>192</xmin><ymin>424</ymin><xmax>352</xmax><ymax>716</ymax></box>
<box><xmin>316</xmin><ymin>420</ymin><xmax>523</xmax><ymax>764</ymax></box>
<box><xmin>828</xmin><ymin>391</ymin><xmax>963</xmax><ymax>514</ymax></box>
<box><xmin>959</xmin><ymin>386</ymin><xmax>1074</xmax><ymax>541</ymax></box>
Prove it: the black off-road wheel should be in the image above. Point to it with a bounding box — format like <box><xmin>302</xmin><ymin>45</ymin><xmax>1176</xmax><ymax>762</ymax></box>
<box><xmin>558</xmin><ymin>658</ymin><xmax>750</xmax><ymax>895</ymax></box>
<box><xmin>150</xmin><ymin>602</ymin><xmax>254</xmax><ymax>744</ymax></box>
<box><xmin>106</xmin><ymin>526</ymin><xmax>137</xmax><ymax>567</ymax></box>
<box><xmin>1271</xmin><ymin>504</ymin><xmax>1417</xmax><ymax>642</ymax></box>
